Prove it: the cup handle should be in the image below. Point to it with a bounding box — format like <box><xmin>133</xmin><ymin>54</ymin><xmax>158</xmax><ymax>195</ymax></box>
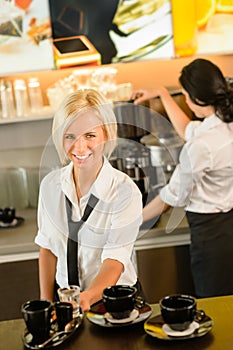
<box><xmin>194</xmin><ymin>309</ymin><xmax>205</xmax><ymax>322</ymax></box>
<box><xmin>51</xmin><ymin>304</ymin><xmax>57</xmax><ymax>327</ymax></box>
<box><xmin>134</xmin><ymin>296</ymin><xmax>145</xmax><ymax>309</ymax></box>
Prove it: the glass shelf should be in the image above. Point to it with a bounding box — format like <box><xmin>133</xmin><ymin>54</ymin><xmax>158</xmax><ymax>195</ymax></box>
<box><xmin>0</xmin><ymin>107</ymin><xmax>54</xmax><ymax>125</ymax></box>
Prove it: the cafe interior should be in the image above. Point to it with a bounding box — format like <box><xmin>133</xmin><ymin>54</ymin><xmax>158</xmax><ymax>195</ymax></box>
<box><xmin>0</xmin><ymin>0</ymin><xmax>233</xmax><ymax>349</ymax></box>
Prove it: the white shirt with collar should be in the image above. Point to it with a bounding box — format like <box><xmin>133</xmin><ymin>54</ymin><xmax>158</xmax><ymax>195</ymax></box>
<box><xmin>35</xmin><ymin>158</ymin><xmax>142</xmax><ymax>290</ymax></box>
<box><xmin>160</xmin><ymin>114</ymin><xmax>233</xmax><ymax>213</ymax></box>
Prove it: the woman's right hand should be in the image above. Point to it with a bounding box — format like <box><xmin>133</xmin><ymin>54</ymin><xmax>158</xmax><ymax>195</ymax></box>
<box><xmin>130</xmin><ymin>87</ymin><xmax>169</xmax><ymax>104</ymax></box>
<box><xmin>130</xmin><ymin>89</ymin><xmax>161</xmax><ymax>104</ymax></box>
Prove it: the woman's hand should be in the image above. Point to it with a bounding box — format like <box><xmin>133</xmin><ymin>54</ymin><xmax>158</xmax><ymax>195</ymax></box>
<box><xmin>131</xmin><ymin>87</ymin><xmax>190</xmax><ymax>139</ymax></box>
<box><xmin>79</xmin><ymin>258</ymin><xmax>124</xmax><ymax>313</ymax></box>
<box><xmin>79</xmin><ymin>290</ymin><xmax>93</xmax><ymax>313</ymax></box>
<box><xmin>130</xmin><ymin>89</ymin><xmax>160</xmax><ymax>104</ymax></box>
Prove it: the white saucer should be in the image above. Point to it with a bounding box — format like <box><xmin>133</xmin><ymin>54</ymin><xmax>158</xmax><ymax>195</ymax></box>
<box><xmin>162</xmin><ymin>321</ymin><xmax>199</xmax><ymax>337</ymax></box>
<box><xmin>105</xmin><ymin>309</ymin><xmax>139</xmax><ymax>324</ymax></box>
<box><xmin>87</xmin><ymin>303</ymin><xmax>152</xmax><ymax>328</ymax></box>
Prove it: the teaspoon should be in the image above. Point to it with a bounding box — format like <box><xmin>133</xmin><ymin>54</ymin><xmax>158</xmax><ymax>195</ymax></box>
<box><xmin>36</xmin><ymin>318</ymin><xmax>79</xmax><ymax>348</ymax></box>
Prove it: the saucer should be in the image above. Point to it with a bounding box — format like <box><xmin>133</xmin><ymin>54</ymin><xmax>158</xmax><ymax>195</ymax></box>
<box><xmin>22</xmin><ymin>316</ymin><xmax>82</xmax><ymax>349</ymax></box>
<box><xmin>0</xmin><ymin>217</ymin><xmax>24</xmax><ymax>229</ymax></box>
<box><xmin>105</xmin><ymin>309</ymin><xmax>139</xmax><ymax>324</ymax></box>
<box><xmin>144</xmin><ymin>313</ymin><xmax>214</xmax><ymax>340</ymax></box>
<box><xmin>162</xmin><ymin>321</ymin><xmax>199</xmax><ymax>337</ymax></box>
<box><xmin>87</xmin><ymin>301</ymin><xmax>152</xmax><ymax>328</ymax></box>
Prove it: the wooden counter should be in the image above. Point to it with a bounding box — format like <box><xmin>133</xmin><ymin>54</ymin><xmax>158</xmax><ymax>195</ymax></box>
<box><xmin>1</xmin><ymin>295</ymin><xmax>233</xmax><ymax>350</ymax></box>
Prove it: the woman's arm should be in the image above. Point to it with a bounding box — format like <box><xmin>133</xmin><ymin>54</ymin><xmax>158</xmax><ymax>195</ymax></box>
<box><xmin>131</xmin><ymin>87</ymin><xmax>190</xmax><ymax>140</ymax></box>
<box><xmin>80</xmin><ymin>258</ymin><xmax>123</xmax><ymax>312</ymax></box>
<box><xmin>143</xmin><ymin>193</ymin><xmax>170</xmax><ymax>223</ymax></box>
<box><xmin>38</xmin><ymin>247</ymin><xmax>57</xmax><ymax>301</ymax></box>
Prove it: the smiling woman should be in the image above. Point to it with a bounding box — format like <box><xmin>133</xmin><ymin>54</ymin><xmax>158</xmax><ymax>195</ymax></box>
<box><xmin>63</xmin><ymin>112</ymin><xmax>107</xmax><ymax>170</ymax></box>
<box><xmin>35</xmin><ymin>89</ymin><xmax>143</xmax><ymax>313</ymax></box>
<box><xmin>52</xmin><ymin>90</ymin><xmax>117</xmax><ymax>166</ymax></box>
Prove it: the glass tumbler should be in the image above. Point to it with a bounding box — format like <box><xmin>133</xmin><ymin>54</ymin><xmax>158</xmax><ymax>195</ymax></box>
<box><xmin>14</xmin><ymin>79</ymin><xmax>30</xmax><ymax>117</ymax></box>
<box><xmin>58</xmin><ymin>285</ymin><xmax>80</xmax><ymax>318</ymax></box>
<box><xmin>28</xmin><ymin>77</ymin><xmax>43</xmax><ymax>113</ymax></box>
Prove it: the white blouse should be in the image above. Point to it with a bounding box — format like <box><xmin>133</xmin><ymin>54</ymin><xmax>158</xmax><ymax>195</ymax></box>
<box><xmin>35</xmin><ymin>158</ymin><xmax>142</xmax><ymax>290</ymax></box>
<box><xmin>160</xmin><ymin>115</ymin><xmax>233</xmax><ymax>213</ymax></box>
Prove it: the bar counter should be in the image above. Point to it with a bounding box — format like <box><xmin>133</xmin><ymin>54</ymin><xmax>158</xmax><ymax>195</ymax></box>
<box><xmin>1</xmin><ymin>295</ymin><xmax>232</xmax><ymax>350</ymax></box>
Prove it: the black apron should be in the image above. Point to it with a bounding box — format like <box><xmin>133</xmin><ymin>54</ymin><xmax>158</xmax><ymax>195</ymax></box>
<box><xmin>186</xmin><ymin>208</ymin><xmax>233</xmax><ymax>298</ymax></box>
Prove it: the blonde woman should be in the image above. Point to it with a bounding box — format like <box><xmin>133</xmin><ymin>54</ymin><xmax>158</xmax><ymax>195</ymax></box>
<box><xmin>35</xmin><ymin>89</ymin><xmax>142</xmax><ymax>312</ymax></box>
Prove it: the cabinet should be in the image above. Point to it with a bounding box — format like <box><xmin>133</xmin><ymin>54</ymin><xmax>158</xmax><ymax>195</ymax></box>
<box><xmin>0</xmin><ymin>259</ymin><xmax>39</xmax><ymax>321</ymax></box>
<box><xmin>136</xmin><ymin>245</ymin><xmax>195</xmax><ymax>303</ymax></box>
<box><xmin>135</xmin><ymin>208</ymin><xmax>194</xmax><ymax>303</ymax></box>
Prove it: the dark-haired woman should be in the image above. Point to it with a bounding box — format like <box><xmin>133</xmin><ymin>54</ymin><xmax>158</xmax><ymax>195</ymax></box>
<box><xmin>131</xmin><ymin>58</ymin><xmax>233</xmax><ymax>298</ymax></box>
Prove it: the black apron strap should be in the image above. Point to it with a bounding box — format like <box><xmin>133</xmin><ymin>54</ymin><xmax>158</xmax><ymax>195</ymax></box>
<box><xmin>66</xmin><ymin>194</ymin><xmax>99</xmax><ymax>286</ymax></box>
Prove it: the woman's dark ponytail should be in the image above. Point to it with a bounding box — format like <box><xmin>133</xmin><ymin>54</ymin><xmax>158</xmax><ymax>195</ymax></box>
<box><xmin>215</xmin><ymin>88</ymin><xmax>233</xmax><ymax>123</ymax></box>
<box><xmin>179</xmin><ymin>59</ymin><xmax>233</xmax><ymax>123</ymax></box>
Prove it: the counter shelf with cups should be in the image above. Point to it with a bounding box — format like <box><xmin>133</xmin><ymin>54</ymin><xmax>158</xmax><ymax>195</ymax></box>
<box><xmin>46</xmin><ymin>67</ymin><xmax>134</xmax><ymax>110</ymax></box>
<box><xmin>0</xmin><ymin>166</ymin><xmax>53</xmax><ymax>212</ymax></box>
<box><xmin>0</xmin><ymin>207</ymin><xmax>24</xmax><ymax>229</ymax></box>
<box><xmin>0</xmin><ymin>166</ymin><xmax>56</xmax><ymax>235</ymax></box>
<box><xmin>0</xmin><ymin>77</ymin><xmax>45</xmax><ymax>120</ymax></box>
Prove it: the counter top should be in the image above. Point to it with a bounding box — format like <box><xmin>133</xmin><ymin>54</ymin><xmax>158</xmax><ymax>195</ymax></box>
<box><xmin>0</xmin><ymin>209</ymin><xmax>38</xmax><ymax>263</ymax></box>
<box><xmin>0</xmin><ymin>207</ymin><xmax>190</xmax><ymax>263</ymax></box>
<box><xmin>135</xmin><ymin>207</ymin><xmax>190</xmax><ymax>250</ymax></box>
<box><xmin>1</xmin><ymin>295</ymin><xmax>233</xmax><ymax>350</ymax></box>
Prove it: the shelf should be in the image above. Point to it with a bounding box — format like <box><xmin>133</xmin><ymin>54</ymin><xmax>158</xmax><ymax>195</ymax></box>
<box><xmin>0</xmin><ymin>107</ymin><xmax>54</xmax><ymax>125</ymax></box>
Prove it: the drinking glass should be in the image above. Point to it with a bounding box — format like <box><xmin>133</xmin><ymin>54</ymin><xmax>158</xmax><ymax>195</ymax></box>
<box><xmin>58</xmin><ymin>285</ymin><xmax>80</xmax><ymax>318</ymax></box>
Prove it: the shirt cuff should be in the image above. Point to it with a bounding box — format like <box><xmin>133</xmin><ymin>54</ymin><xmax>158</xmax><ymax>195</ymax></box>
<box><xmin>101</xmin><ymin>244</ymin><xmax>134</xmax><ymax>268</ymax></box>
<box><xmin>35</xmin><ymin>232</ymin><xmax>51</xmax><ymax>250</ymax></box>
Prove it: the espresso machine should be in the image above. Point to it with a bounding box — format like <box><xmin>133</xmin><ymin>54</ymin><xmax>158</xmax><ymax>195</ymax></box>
<box><xmin>110</xmin><ymin>101</ymin><xmax>165</xmax><ymax>228</ymax></box>
<box><xmin>110</xmin><ymin>99</ymin><xmax>184</xmax><ymax>228</ymax></box>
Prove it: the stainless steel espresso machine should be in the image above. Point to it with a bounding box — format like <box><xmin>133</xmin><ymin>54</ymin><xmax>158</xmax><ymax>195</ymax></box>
<box><xmin>111</xmin><ymin>99</ymin><xmax>184</xmax><ymax>228</ymax></box>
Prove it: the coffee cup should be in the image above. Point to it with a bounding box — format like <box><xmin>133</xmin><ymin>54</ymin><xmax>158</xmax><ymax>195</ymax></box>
<box><xmin>0</xmin><ymin>207</ymin><xmax>15</xmax><ymax>223</ymax></box>
<box><xmin>21</xmin><ymin>299</ymin><xmax>53</xmax><ymax>344</ymax></box>
<box><xmin>159</xmin><ymin>294</ymin><xmax>205</xmax><ymax>331</ymax></box>
<box><xmin>102</xmin><ymin>285</ymin><xmax>139</xmax><ymax>320</ymax></box>
<box><xmin>54</xmin><ymin>301</ymin><xmax>73</xmax><ymax>331</ymax></box>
